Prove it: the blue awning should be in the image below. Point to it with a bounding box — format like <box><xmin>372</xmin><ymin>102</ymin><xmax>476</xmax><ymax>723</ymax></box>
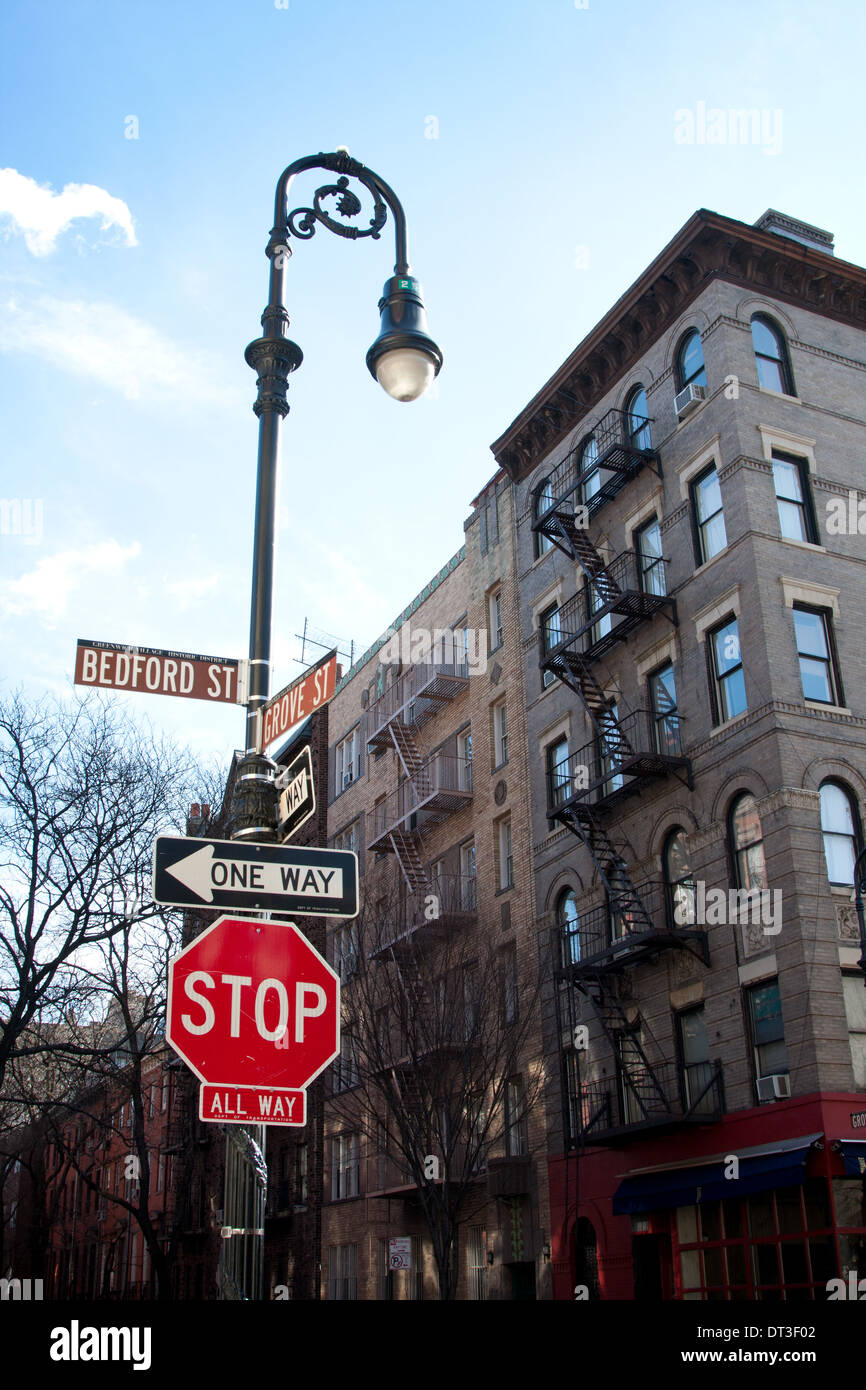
<box><xmin>839</xmin><ymin>1141</ymin><xmax>866</xmax><ymax>1178</ymax></box>
<box><xmin>612</xmin><ymin>1134</ymin><xmax>823</xmax><ymax>1215</ymax></box>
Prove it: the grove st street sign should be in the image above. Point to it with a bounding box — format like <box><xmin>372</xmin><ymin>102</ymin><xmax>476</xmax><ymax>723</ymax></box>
<box><xmin>261</xmin><ymin>648</ymin><xmax>337</xmax><ymax>750</ymax></box>
<box><xmin>153</xmin><ymin>835</ymin><xmax>358</xmax><ymax>917</ymax></box>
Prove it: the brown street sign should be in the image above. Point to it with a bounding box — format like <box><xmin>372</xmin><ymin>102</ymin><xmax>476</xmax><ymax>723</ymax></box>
<box><xmin>261</xmin><ymin>648</ymin><xmax>338</xmax><ymax>750</ymax></box>
<box><xmin>75</xmin><ymin>639</ymin><xmax>242</xmax><ymax>704</ymax></box>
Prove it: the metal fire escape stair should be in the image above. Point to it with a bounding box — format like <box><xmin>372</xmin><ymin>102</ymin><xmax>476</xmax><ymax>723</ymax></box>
<box><xmin>385</xmin><ymin>721</ymin><xmax>431</xmax><ymax>894</ymax></box>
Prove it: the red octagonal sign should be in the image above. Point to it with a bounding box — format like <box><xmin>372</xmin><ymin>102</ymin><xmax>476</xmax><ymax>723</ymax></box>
<box><xmin>166</xmin><ymin>915</ymin><xmax>340</xmax><ymax>1126</ymax></box>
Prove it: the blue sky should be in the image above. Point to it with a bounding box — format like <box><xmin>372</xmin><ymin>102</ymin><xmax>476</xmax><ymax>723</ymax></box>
<box><xmin>1</xmin><ymin>0</ymin><xmax>864</xmax><ymax>769</ymax></box>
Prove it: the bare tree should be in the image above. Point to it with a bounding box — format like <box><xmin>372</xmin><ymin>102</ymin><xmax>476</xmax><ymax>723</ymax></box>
<box><xmin>0</xmin><ymin>690</ymin><xmax>204</xmax><ymax>1091</ymax></box>
<box><xmin>0</xmin><ymin>690</ymin><xmax>226</xmax><ymax>1294</ymax></box>
<box><xmin>328</xmin><ymin>871</ymin><xmax>545</xmax><ymax>1299</ymax></box>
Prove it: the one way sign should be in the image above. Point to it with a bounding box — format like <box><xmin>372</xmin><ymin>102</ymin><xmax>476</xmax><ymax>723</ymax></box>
<box><xmin>153</xmin><ymin>837</ymin><xmax>358</xmax><ymax>918</ymax></box>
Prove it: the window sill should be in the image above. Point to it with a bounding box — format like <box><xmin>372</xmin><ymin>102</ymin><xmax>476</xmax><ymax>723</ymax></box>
<box><xmin>709</xmin><ymin>709</ymin><xmax>750</xmax><ymax>736</ymax></box>
<box><xmin>778</xmin><ymin>536</ymin><xmax>825</xmax><ymax>552</ymax></box>
<box><xmin>692</xmin><ymin>546</ymin><xmax>730</xmax><ymax>579</ymax></box>
<box><xmin>492</xmin><ymin>760</ymin><xmax>508</xmax><ymax>774</ymax></box>
<box><xmin>804</xmin><ymin>700</ymin><xmax>851</xmax><ymax>716</ymax></box>
<box><xmin>758</xmin><ymin>387</ymin><xmax>801</xmax><ymax>404</ymax></box>
<box><xmin>495</xmin><ymin>883</ymin><xmax>515</xmax><ymax>897</ymax></box>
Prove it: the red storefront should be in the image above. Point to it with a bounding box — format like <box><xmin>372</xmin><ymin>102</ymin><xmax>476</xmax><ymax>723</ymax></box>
<box><xmin>549</xmin><ymin>1093</ymin><xmax>866</xmax><ymax>1301</ymax></box>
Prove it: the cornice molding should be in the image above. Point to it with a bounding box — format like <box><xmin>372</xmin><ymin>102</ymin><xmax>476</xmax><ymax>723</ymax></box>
<box><xmin>492</xmin><ymin>212</ymin><xmax>866</xmax><ymax>483</ymax></box>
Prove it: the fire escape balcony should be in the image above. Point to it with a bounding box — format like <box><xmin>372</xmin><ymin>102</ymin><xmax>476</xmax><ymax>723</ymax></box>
<box><xmin>540</xmin><ymin>552</ymin><xmax>675</xmax><ymax>671</ymax></box>
<box><xmin>555</xmin><ymin>878</ymin><xmax>709</xmax><ymax>976</ymax></box>
<box><xmin>532</xmin><ymin>407</ymin><xmax>660</xmax><ymax>548</ymax></box>
<box><xmin>371</xmin><ymin>874</ymin><xmax>478</xmax><ymax>958</ymax></box>
<box><xmin>367</xmin><ymin>754</ymin><xmax>473</xmax><ymax>851</ymax></box>
<box><xmin>570</xmin><ymin>1059</ymin><xmax>725</xmax><ymax>1145</ymax></box>
<box><xmin>549</xmin><ymin>710</ymin><xmax>691</xmax><ymax>819</ymax></box>
<box><xmin>367</xmin><ymin>661</ymin><xmax>470</xmax><ymax>753</ymax></box>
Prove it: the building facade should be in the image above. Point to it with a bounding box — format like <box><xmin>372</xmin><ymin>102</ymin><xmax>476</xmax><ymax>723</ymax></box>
<box><xmin>492</xmin><ymin>207</ymin><xmax>866</xmax><ymax>1299</ymax></box>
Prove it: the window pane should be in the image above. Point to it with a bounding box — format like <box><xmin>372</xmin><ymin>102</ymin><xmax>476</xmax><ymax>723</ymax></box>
<box><xmin>680</xmin><ymin>332</ymin><xmax>706</xmax><ymax>387</ymax></box>
<box><xmin>772</xmin><ymin>458</ymin><xmax>803</xmax><ymax>504</ymax></box>
<box><xmin>752</xmin><ymin>317</ymin><xmax>781</xmax><ymax>360</ymax></box>
<box><xmin>720</xmin><ymin>668</ymin><xmax>747</xmax><ymax>720</ymax></box>
<box><xmin>695</xmin><ymin>470</ymin><xmax>722</xmax><ymax>522</ymax></box>
<box><xmin>757</xmin><ymin>356</ymin><xmax>786</xmax><ymax>393</ymax></box>
<box><xmin>680</xmin><ymin>1009</ymin><xmax>709</xmax><ymax>1065</ymax></box>
<box><xmin>793</xmin><ymin>609</ymin><xmax>829</xmax><ymax>660</ymax></box>
<box><xmin>777</xmin><ymin>498</ymin><xmax>806</xmax><ymax>541</ymax></box>
<box><xmin>732</xmin><ymin>794</ymin><xmax>761</xmax><ymax>850</ymax></box>
<box><xmin>666</xmin><ymin>831</ymin><xmax>692</xmax><ymax>883</ymax></box>
<box><xmin>799</xmin><ymin>656</ymin><xmax>832</xmax><ymax>703</ymax></box>
<box><xmin>820</xmin><ymin>783</ymin><xmax>856</xmax><ymax>836</ymax></box>
<box><xmin>702</xmin><ymin>511</ymin><xmax>727</xmax><ymax>560</ymax></box>
<box><xmin>749</xmin><ymin>983</ymin><xmax>784</xmax><ymax>1045</ymax></box>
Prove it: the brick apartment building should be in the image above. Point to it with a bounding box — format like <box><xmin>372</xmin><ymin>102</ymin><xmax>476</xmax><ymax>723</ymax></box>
<box><xmin>492</xmin><ymin>207</ymin><xmax>866</xmax><ymax>1299</ymax></box>
<box><xmin>313</xmin><ymin>498</ymin><xmax>552</xmax><ymax>1299</ymax></box>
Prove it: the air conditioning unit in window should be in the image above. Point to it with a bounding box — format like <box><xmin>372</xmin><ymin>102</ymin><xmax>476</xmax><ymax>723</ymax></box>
<box><xmin>674</xmin><ymin>383</ymin><xmax>707</xmax><ymax>419</ymax></box>
<box><xmin>756</xmin><ymin>1072</ymin><xmax>791</xmax><ymax>1103</ymax></box>
<box><xmin>97</xmin><ymin>1207</ymin><xmax>107</xmax><ymax>1222</ymax></box>
<box><xmin>342</xmin><ymin>770</ymin><xmax>354</xmax><ymax>789</ymax></box>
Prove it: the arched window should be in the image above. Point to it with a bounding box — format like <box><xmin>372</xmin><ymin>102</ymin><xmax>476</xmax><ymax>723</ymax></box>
<box><xmin>819</xmin><ymin>780</ymin><xmax>860</xmax><ymax>885</ymax></box>
<box><xmin>729</xmin><ymin>793</ymin><xmax>768</xmax><ymax>890</ymax></box>
<box><xmin>533</xmin><ymin>477</ymin><xmax>554</xmax><ymax>558</ymax></box>
<box><xmin>675</xmin><ymin>330</ymin><xmax>707</xmax><ymax>391</ymax></box>
<box><xmin>625</xmin><ymin>385</ymin><xmax>652</xmax><ymax>451</ymax></box>
<box><xmin>558</xmin><ymin>888</ymin><xmax>580</xmax><ymax>965</ymax></box>
<box><xmin>578</xmin><ymin>434</ymin><xmax>599</xmax><ymax>505</ymax></box>
<box><xmin>664</xmin><ymin>828</ymin><xmax>696</xmax><ymax>926</ymax></box>
<box><xmin>751</xmin><ymin>314</ymin><xmax>795</xmax><ymax>396</ymax></box>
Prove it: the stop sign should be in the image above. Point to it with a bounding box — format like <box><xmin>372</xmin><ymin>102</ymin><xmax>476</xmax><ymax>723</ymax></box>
<box><xmin>166</xmin><ymin>915</ymin><xmax>340</xmax><ymax>1092</ymax></box>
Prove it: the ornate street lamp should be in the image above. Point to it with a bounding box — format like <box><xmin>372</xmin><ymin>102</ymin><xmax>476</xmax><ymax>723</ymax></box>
<box><xmin>221</xmin><ymin>151</ymin><xmax>442</xmax><ymax>1302</ymax></box>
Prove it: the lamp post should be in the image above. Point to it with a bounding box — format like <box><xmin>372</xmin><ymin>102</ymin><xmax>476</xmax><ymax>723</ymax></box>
<box><xmin>220</xmin><ymin>150</ymin><xmax>442</xmax><ymax>1302</ymax></box>
<box><xmin>853</xmin><ymin>845</ymin><xmax>866</xmax><ymax>987</ymax></box>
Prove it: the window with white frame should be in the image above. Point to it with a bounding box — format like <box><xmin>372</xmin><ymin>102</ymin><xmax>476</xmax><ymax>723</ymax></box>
<box><xmin>460</xmin><ymin>840</ymin><xmax>477</xmax><ymax>911</ymax></box>
<box><xmin>497</xmin><ymin>816</ymin><xmax>513</xmax><ymax>890</ymax></box>
<box><xmin>493</xmin><ymin>699</ymin><xmax>508</xmax><ymax>768</ymax></box>
<box><xmin>457</xmin><ymin>727</ymin><xmax>473</xmax><ymax>791</ymax></box>
<box><xmin>488</xmin><ymin>588</ymin><xmax>503</xmax><ymax>651</ymax></box>
<box><xmin>819</xmin><ymin>781</ymin><xmax>859</xmax><ymax>885</ymax></box>
<box><xmin>330</xmin><ymin>1133</ymin><xmax>360</xmax><ymax>1200</ymax></box>
<box><xmin>335</xmin><ymin>727</ymin><xmax>361</xmax><ymax>795</ymax></box>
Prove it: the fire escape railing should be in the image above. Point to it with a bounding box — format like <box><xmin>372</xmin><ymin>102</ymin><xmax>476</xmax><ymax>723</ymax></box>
<box><xmin>532</xmin><ymin>407</ymin><xmax>661</xmax><ymax>542</ymax></box>
<box><xmin>367</xmin><ymin>660</ymin><xmax>469</xmax><ymax>752</ymax></box>
<box><xmin>368</xmin><ymin>754</ymin><xmax>473</xmax><ymax>849</ymax></box>
<box><xmin>540</xmin><ymin>551</ymin><xmax>675</xmax><ymax>667</ymax></box>
<box><xmin>570</xmin><ymin>1059</ymin><xmax>725</xmax><ymax>1143</ymax></box>
<box><xmin>548</xmin><ymin>710</ymin><xmax>690</xmax><ymax>815</ymax></box>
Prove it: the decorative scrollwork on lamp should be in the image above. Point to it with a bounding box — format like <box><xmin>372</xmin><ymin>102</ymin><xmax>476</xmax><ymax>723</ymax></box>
<box><xmin>287</xmin><ymin>174</ymin><xmax>388</xmax><ymax>243</ymax></box>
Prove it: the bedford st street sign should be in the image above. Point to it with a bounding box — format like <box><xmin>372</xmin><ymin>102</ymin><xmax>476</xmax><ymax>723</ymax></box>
<box><xmin>153</xmin><ymin>835</ymin><xmax>358</xmax><ymax>918</ymax></box>
<box><xmin>75</xmin><ymin>638</ymin><xmax>242</xmax><ymax>704</ymax></box>
<box><xmin>276</xmin><ymin>746</ymin><xmax>316</xmax><ymax>840</ymax></box>
<box><xmin>260</xmin><ymin>648</ymin><xmax>337</xmax><ymax>751</ymax></box>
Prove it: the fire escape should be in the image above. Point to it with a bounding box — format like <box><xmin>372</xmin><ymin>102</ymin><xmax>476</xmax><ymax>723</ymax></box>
<box><xmin>533</xmin><ymin>408</ymin><xmax>721</xmax><ymax>1143</ymax></box>
<box><xmin>366</xmin><ymin>660</ymin><xmax>475</xmax><ymax>948</ymax></box>
<box><xmin>364</xmin><ymin>660</ymin><xmax>479</xmax><ymax>1197</ymax></box>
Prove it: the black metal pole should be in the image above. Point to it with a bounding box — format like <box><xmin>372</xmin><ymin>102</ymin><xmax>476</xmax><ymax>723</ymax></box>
<box><xmin>854</xmin><ymin>846</ymin><xmax>866</xmax><ymax>987</ymax></box>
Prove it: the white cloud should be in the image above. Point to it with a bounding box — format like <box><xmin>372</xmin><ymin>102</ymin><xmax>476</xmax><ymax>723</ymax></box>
<box><xmin>0</xmin><ymin>540</ymin><xmax>141</xmax><ymax>627</ymax></box>
<box><xmin>0</xmin><ymin>294</ymin><xmax>240</xmax><ymax>405</ymax></box>
<box><xmin>0</xmin><ymin>168</ymin><xmax>137</xmax><ymax>256</ymax></box>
